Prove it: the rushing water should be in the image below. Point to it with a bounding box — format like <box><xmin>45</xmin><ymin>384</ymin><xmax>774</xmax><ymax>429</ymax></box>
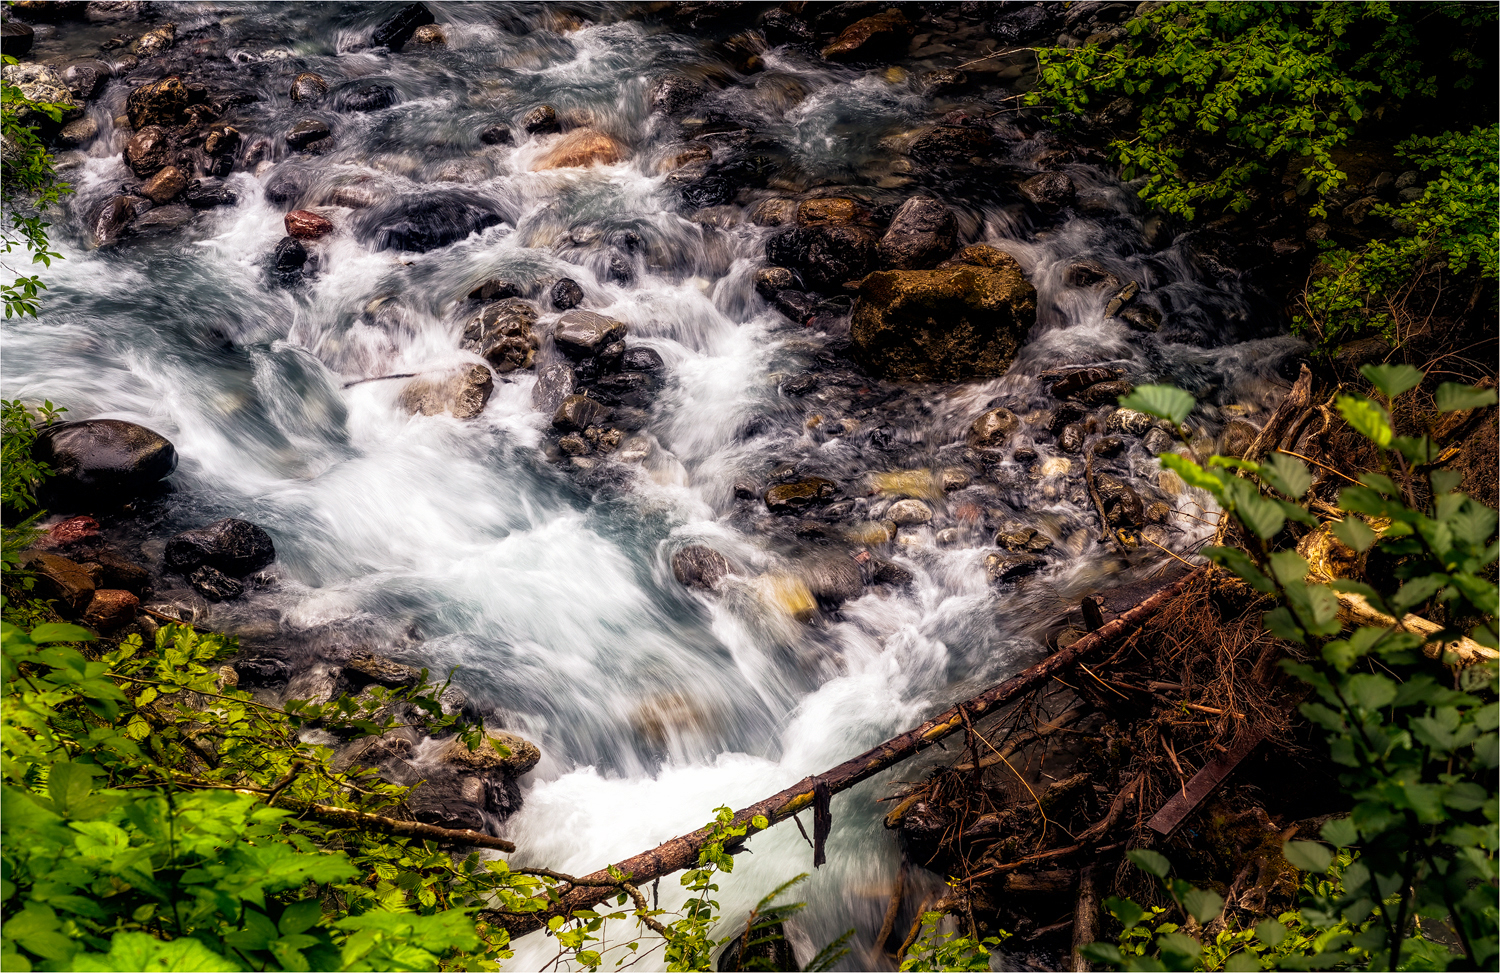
<box><xmin>3</xmin><ymin>3</ymin><xmax>1306</xmax><ymax>968</ymax></box>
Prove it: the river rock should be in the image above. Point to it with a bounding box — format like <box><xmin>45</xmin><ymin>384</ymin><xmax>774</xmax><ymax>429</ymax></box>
<box><xmin>165</xmin><ymin>518</ymin><xmax>275</xmax><ymax>577</ymax></box>
<box><xmin>1043</xmin><ymin>365</ymin><xmax>1122</xmax><ymax>398</ymax></box>
<box><xmin>286</xmin><ymin>118</ymin><xmax>331</xmax><ymax>150</ymax></box>
<box><xmin>985</xmin><ymin>552</ymin><xmax>1045</xmax><ymax>582</ymax></box>
<box><xmin>521</xmin><ymin>104</ymin><xmax>559</xmax><ymax>134</ymax></box>
<box><xmin>822</xmin><ymin>10</ymin><xmax>913</xmax><ymax>61</ymax></box>
<box><xmin>1059</xmin><ymin>423</ymin><xmax>1086</xmax><ymax>452</ymax></box>
<box><xmin>355</xmin><ymin>193</ymin><xmax>503</xmax><ymax>252</ymax></box>
<box><xmin>1218</xmin><ymin>418</ymin><xmax>1260</xmax><ymax>458</ymax></box>
<box><xmin>35</xmin><ymin>419</ymin><xmax>175</xmax><ymax>497</ymax></box>
<box><xmin>908</xmin><ymin>124</ymin><xmax>994</xmax><ymax>164</ymax></box>
<box><xmin>284</xmin><ymin>209</ymin><xmax>333</xmax><ymax>239</ymax></box>
<box><xmin>123</xmin><ymin>124</ymin><xmax>176</xmax><ymax>177</ymax></box>
<box><xmin>63</xmin><ymin>62</ymin><xmax>107</xmax><ymax>101</ymax></box>
<box><xmin>796</xmin><ymin>198</ymin><xmax>872</xmax><ymax>227</ymax></box>
<box><xmin>1079</xmin><ymin>380</ymin><xmax>1133</xmax><ymax>406</ymax></box>
<box><xmin>553</xmin><ymin>310</ymin><xmax>627</xmax><ymax>359</ymax></box>
<box><xmin>531</xmin><ymin>363</ymin><xmax>575</xmax><ymax>412</ymax></box>
<box><xmin>1142</xmin><ymin>427</ymin><xmax>1173</xmax><ymax>455</ymax></box>
<box><xmin>439</xmin><ymin>732</ymin><xmax>541</xmax><ymax>777</ymax></box>
<box><xmin>273</xmin><ymin>236</ymin><xmax>307</xmax><ymax>274</ymax></box>
<box><xmin>130</xmin><ymin>21</ymin><xmax>173</xmax><ymax>56</ymax></box>
<box><xmin>850</xmin><ymin>245</ymin><xmax>1036</xmax><ymax>381</ymax></box>
<box><xmin>411</xmin><ymin>23</ymin><xmax>445</xmax><ymax>45</ymax></box>
<box><xmin>1092</xmin><ymin>436</ymin><xmax>1125</xmax><ymax>457</ymax></box>
<box><xmin>650</xmin><ymin>75</ymin><xmax>706</xmax><ymax>115</ymax></box>
<box><xmin>801</xmin><ymin>555</ymin><xmax>865</xmax><ymax>606</ymax></box>
<box><xmin>82</xmin><ymin>588</ymin><xmax>139</xmax><ymax>632</ymax></box>
<box><xmin>201</xmin><ymin>125</ymin><xmax>239</xmax><ymax>158</ymax></box>
<box><xmin>1094</xmin><ymin>472</ymin><xmax>1144</xmax><ymax>528</ymax></box>
<box><xmin>1020</xmin><ymin>171</ymin><xmax>1075</xmax><ymax>211</ymax></box>
<box><xmin>56</xmin><ymin>117</ymin><xmax>98</xmax><ymax>147</ymax></box>
<box><xmin>671</xmin><ymin>545</ymin><xmax>732</xmax><ymax>590</ymax></box>
<box><xmin>550</xmin><ymin>277</ymin><xmax>583</xmax><ymax>309</ymax></box>
<box><xmin>878</xmin><ymin>196</ymin><xmax>956</xmax><ymax>270</ymax></box>
<box><xmin>21</xmin><ymin>552</ymin><xmax>95</xmax><ymax>613</ymax></box>
<box><xmin>399</xmin><ymin>365</ymin><xmax>493</xmax><ymax>419</ymax></box>
<box><xmin>345</xmin><ymin>652</ymin><xmax>422</xmax><ymax>688</ymax></box>
<box><xmin>404</xmin><ymin>772</ymin><xmax>489</xmax><ymax>832</ymax></box>
<box><xmin>753</xmin><ymin>267</ymin><xmax>799</xmax><ymax>297</ymax></box>
<box><xmin>189</xmin><ymin>565</ymin><xmax>243</xmax><ymax>601</ymax></box>
<box><xmin>765</xmin><ymin>224</ymin><xmax>878</xmax><ymax>291</ymax></box>
<box><xmin>969</xmin><ymin>407</ymin><xmax>1019</xmax><ymax>448</ymax></box>
<box><xmin>887</xmin><ymin>498</ymin><xmax>932</xmax><ymax>526</ymax></box>
<box><xmin>921</xmin><ymin>68</ymin><xmax>968</xmax><ymax>96</ymax></box>
<box><xmin>764</xmin><ymin>477</ymin><xmax>836</xmax><ymax>513</ymax></box>
<box><xmin>464</xmin><ymin>298</ymin><xmax>538</xmax><ymax>373</ymax></box>
<box><xmin>533</xmin><ymin>129</ymin><xmax>626</xmax><ymax>170</ymax></box>
<box><xmin>92</xmin><ymin>551</ymin><xmax>148</xmax><ymax>592</ymax></box>
<box><xmin>479</xmin><ymin>124</ymin><xmax>512</xmax><ymax>145</ymax></box>
<box><xmin>1106</xmin><ymin>408</ymin><xmax>1153</xmax><ymax>436</ymax></box>
<box><xmin>290</xmin><ymin>72</ymin><xmax>327</xmax><ymax>103</ymax></box>
<box><xmin>1</xmin><ymin>22</ymin><xmax>34</xmax><ymax>57</ymax></box>
<box><xmin>140</xmin><ymin>165</ymin><xmax>186</xmax><ymax>204</ymax></box>
<box><xmin>622</xmin><ymin>347</ymin><xmax>663</xmax><ymax>372</ymax></box>
<box><xmin>371</xmin><ymin>0</ymin><xmax>434</xmax><ymax>50</ymax></box>
<box><xmin>90</xmin><ymin>194</ymin><xmax>147</xmax><ymax>246</ymax></box>
<box><xmin>1120</xmin><ymin>304</ymin><xmax>1161</xmax><ymax>332</ymax></box>
<box><xmin>338</xmin><ymin>82</ymin><xmax>397</xmax><ymax>112</ymax></box>
<box><xmin>996</xmin><ymin>525</ymin><xmax>1052</xmax><ymax>553</ymax></box>
<box><xmin>552</xmin><ymin>393</ymin><xmax>607</xmax><ymax>432</ymax></box>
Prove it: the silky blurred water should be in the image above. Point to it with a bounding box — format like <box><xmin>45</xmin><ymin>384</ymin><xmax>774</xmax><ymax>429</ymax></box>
<box><xmin>1</xmin><ymin>4</ymin><xmax>1305</xmax><ymax>968</ymax></box>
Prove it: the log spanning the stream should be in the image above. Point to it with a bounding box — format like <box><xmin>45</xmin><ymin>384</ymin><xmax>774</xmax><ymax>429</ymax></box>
<box><xmin>490</xmin><ymin>569</ymin><xmax>1203</xmax><ymax>938</ymax></box>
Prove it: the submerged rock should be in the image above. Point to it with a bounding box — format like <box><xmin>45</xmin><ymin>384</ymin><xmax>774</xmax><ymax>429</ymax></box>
<box><xmin>165</xmin><ymin>518</ymin><xmax>276</xmax><ymax>576</ymax></box>
<box><xmin>285</xmin><ymin>118</ymin><xmax>331</xmax><ymax>150</ymax></box>
<box><xmin>532</xmin><ymin>129</ymin><xmax>626</xmax><ymax>170</ymax></box>
<box><xmin>355</xmin><ymin>193</ymin><xmax>504</xmax><ymax>252</ymax></box>
<box><xmin>969</xmin><ymin>408</ymin><xmax>1019</xmax><ymax>449</ymax></box>
<box><xmin>338</xmin><ymin>83</ymin><xmax>398</xmax><ymax>112</ymax></box>
<box><xmin>672</xmin><ymin>545</ymin><xmax>732</xmax><ymax>590</ymax></box>
<box><xmin>399</xmin><ymin>365</ymin><xmax>493</xmax><ymax>419</ymax></box>
<box><xmin>290</xmin><ymin>72</ymin><xmax>327</xmax><ymax>103</ymax></box>
<box><xmin>371</xmin><ymin>1</ymin><xmax>434</xmax><ymax>50</ymax></box>
<box><xmin>765</xmin><ymin>477</ymin><xmax>836</xmax><ymax>513</ymax></box>
<box><xmin>822</xmin><ymin>10</ymin><xmax>913</xmax><ymax>61</ymax></box>
<box><xmin>35</xmin><ymin>419</ymin><xmax>176</xmax><ymax>497</ymax></box>
<box><xmin>851</xmin><ymin>245</ymin><xmax>1037</xmax><ymax>381</ymax></box>
<box><xmin>765</xmin><ymin>224</ymin><xmax>878</xmax><ymax>291</ymax></box>
<box><xmin>189</xmin><ymin>564</ymin><xmax>243</xmax><ymax>601</ymax></box>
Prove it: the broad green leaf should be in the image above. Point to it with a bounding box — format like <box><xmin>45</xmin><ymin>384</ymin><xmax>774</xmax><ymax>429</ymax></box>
<box><xmin>1264</xmin><ymin>607</ymin><xmax>1306</xmax><ymax>644</ymax></box>
<box><xmin>1224</xmin><ymin>953</ymin><xmax>1262</xmax><ymax>972</ymax></box>
<box><xmin>1105</xmin><ymin>895</ymin><xmax>1147</xmax><ymax>928</ymax></box>
<box><xmin>1282</xmin><ymin>840</ymin><xmax>1333</xmax><ymax>873</ymax></box>
<box><xmin>1347</xmin><ymin>673</ymin><xmax>1397</xmax><ymax>711</ymax></box>
<box><xmin>1330</xmin><ymin>517</ymin><xmax>1376</xmax><ymax>552</ymax></box>
<box><xmin>1237</xmin><ymin>492</ymin><xmax>1286</xmax><ymax>540</ymax></box>
<box><xmin>46</xmin><ymin>763</ymin><xmax>98</xmax><ymax>819</ymax></box>
<box><xmin>1204</xmin><ymin>546</ymin><xmax>1276</xmax><ymax>593</ymax></box>
<box><xmin>1358</xmin><ymin>473</ymin><xmax>1400</xmax><ymax>497</ymax></box>
<box><xmin>1392</xmin><ymin>436</ymin><xmax>1437</xmax><ymax>466</ymax></box>
<box><xmin>27</xmin><ymin>623</ymin><xmax>96</xmax><ymax>645</ymax></box>
<box><xmin>1389</xmin><ymin>574</ymin><xmax>1445</xmax><ymax>616</ymax></box>
<box><xmin>1255</xmin><ymin>918</ymin><xmax>1288</xmax><ymax>947</ymax></box>
<box><xmin>1320</xmin><ymin>817</ymin><xmax>1359</xmax><ymax>847</ymax></box>
<box><xmin>87</xmin><ymin>932</ymin><xmax>239</xmax><ymax>972</ymax></box>
<box><xmin>1359</xmin><ymin>363</ymin><xmax>1423</xmax><ymax>399</ymax></box>
<box><xmin>279</xmin><ymin>899</ymin><xmax>324</xmax><ymax>936</ymax></box>
<box><xmin>1429</xmin><ymin>468</ymin><xmax>1462</xmax><ymax>496</ymax></box>
<box><xmin>1335</xmin><ymin>394</ymin><xmax>1392</xmax><ymax>448</ymax></box>
<box><xmin>1128</xmin><ymin>849</ymin><xmax>1172</xmax><ymax>878</ymax></box>
<box><xmin>1285</xmin><ymin>582</ymin><xmax>1340</xmax><ymax>637</ymax></box>
<box><xmin>1260</xmin><ymin>452</ymin><xmax>1311</xmax><ymax>498</ymax></box>
<box><xmin>1182</xmin><ymin>888</ymin><xmax>1224</xmax><ymax>924</ymax></box>
<box><xmin>1160</xmin><ymin>453</ymin><xmax>1227</xmax><ymax>498</ymax></box>
<box><xmin>1434</xmin><ymin>382</ymin><xmax>1498</xmax><ymax>412</ymax></box>
<box><xmin>1268</xmin><ymin>550</ymin><xmax>1309</xmax><ymax>587</ymax></box>
<box><xmin>1118</xmin><ymin>384</ymin><xmax>1196</xmax><ymax>425</ymax></box>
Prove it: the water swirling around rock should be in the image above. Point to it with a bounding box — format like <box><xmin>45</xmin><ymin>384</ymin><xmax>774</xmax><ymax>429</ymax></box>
<box><xmin>2</xmin><ymin>3</ymin><xmax>1305</xmax><ymax>968</ymax></box>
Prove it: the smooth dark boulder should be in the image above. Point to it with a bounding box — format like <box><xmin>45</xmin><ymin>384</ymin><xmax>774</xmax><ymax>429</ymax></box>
<box><xmin>1020</xmin><ymin>171</ymin><xmax>1075</xmax><ymax>211</ymax></box>
<box><xmin>354</xmin><ymin>193</ymin><xmax>504</xmax><ymax>252</ymax></box>
<box><xmin>650</xmin><ymin>75</ymin><xmax>706</xmax><ymax>115</ymax></box>
<box><xmin>273</xmin><ymin>236</ymin><xmax>308</xmax><ymax>273</ymax></box>
<box><xmin>822</xmin><ymin>10</ymin><xmax>913</xmax><ymax>61</ymax></box>
<box><xmin>553</xmin><ymin>311</ymin><xmax>627</xmax><ymax>360</ymax></box>
<box><xmin>34</xmin><ymin>419</ymin><xmax>176</xmax><ymax>497</ymax></box>
<box><xmin>337</xmin><ymin>82</ymin><xmax>398</xmax><ymax>112</ymax></box>
<box><xmin>123</xmin><ymin>125</ymin><xmax>174</xmax><ymax>177</ymax></box>
<box><xmin>371</xmin><ymin>1</ymin><xmax>434</xmax><ymax>50</ymax></box>
<box><xmin>877</xmin><ymin>196</ymin><xmax>956</xmax><ymax>270</ymax></box>
<box><xmin>404</xmin><ymin>773</ymin><xmax>491</xmax><ymax>831</ymax></box>
<box><xmin>166</xmin><ymin>518</ymin><xmax>275</xmax><ymax>577</ymax></box>
<box><xmin>622</xmin><ymin>347</ymin><xmax>663</xmax><ymax>372</ymax></box>
<box><xmin>550</xmin><ymin>277</ymin><xmax>583</xmax><ymax>310</ymax></box>
<box><xmin>1</xmin><ymin>22</ymin><xmax>35</xmax><ymax>57</ymax></box>
<box><xmin>479</xmin><ymin>124</ymin><xmax>512</xmax><ymax>145</ymax></box>
<box><xmin>765</xmin><ymin>225</ymin><xmax>878</xmax><ymax>292</ymax></box>
<box><xmin>552</xmin><ymin>394</ymin><xmax>607</xmax><ymax>432</ymax></box>
<box><xmin>1042</xmin><ymin>365</ymin><xmax>1122</xmax><ymax>399</ymax></box>
<box><xmin>285</xmin><ymin>118</ymin><xmax>331</xmax><ymax>150</ymax></box>
<box><xmin>290</xmin><ymin>72</ymin><xmax>327</xmax><ymax>103</ymax></box>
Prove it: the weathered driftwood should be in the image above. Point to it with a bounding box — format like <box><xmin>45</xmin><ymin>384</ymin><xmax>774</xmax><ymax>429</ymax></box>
<box><xmin>1243</xmin><ymin>364</ymin><xmax>1314</xmax><ymax>465</ymax></box>
<box><xmin>1070</xmin><ymin>863</ymin><xmax>1099</xmax><ymax>973</ymax></box>
<box><xmin>1337</xmin><ymin>591</ymin><xmax>1497</xmax><ymax>666</ymax></box>
<box><xmin>489</xmin><ymin>570</ymin><xmax>1203</xmax><ymax>937</ymax></box>
<box><xmin>1147</xmin><ymin>725</ymin><xmax>1265</xmax><ymax>838</ymax></box>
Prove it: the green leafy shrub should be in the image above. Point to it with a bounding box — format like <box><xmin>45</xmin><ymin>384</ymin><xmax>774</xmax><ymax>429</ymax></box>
<box><xmin>899</xmin><ymin>911</ymin><xmax>1007</xmax><ymax>972</ymax></box>
<box><xmin>1029</xmin><ymin>3</ymin><xmax>1496</xmax><ymax>220</ymax></box>
<box><xmin>1</xmin><ymin>54</ymin><xmax>72</xmax><ymax>319</ymax></box>
<box><xmin>1094</xmin><ymin>373</ymin><xmax>1499</xmax><ymax>970</ymax></box>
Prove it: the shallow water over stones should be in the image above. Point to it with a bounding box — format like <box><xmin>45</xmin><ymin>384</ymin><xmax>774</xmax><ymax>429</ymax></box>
<box><xmin>2</xmin><ymin>2</ymin><xmax>1306</xmax><ymax>968</ymax></box>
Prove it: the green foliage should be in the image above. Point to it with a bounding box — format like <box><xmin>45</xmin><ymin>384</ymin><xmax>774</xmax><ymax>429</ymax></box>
<box><xmin>1029</xmin><ymin>3</ymin><xmax>1495</xmax><ymax>221</ymax></box>
<box><xmin>898</xmin><ymin>912</ymin><xmax>1008</xmax><ymax>972</ymax></box>
<box><xmin>1098</xmin><ymin>371</ymin><xmax>1498</xmax><ymax>970</ymax></box>
<box><xmin>1</xmin><ymin>398</ymin><xmax>65</xmax><ymax>516</ymax></box>
<box><xmin>1294</xmin><ymin>126</ymin><xmax>1499</xmax><ymax>356</ymax></box>
<box><xmin>1</xmin><ymin>55</ymin><xmax>72</xmax><ymax>319</ymax></box>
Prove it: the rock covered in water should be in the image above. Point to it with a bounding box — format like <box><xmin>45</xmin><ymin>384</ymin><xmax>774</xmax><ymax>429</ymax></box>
<box><xmin>1020</xmin><ymin>171</ymin><xmax>1075</xmax><ymax>211</ymax></box>
<box><xmin>1</xmin><ymin>22</ymin><xmax>34</xmax><ymax>57</ymax></box>
<box><xmin>90</xmin><ymin>194</ymin><xmax>148</xmax><ymax>246</ymax></box>
<box><xmin>165</xmin><ymin>518</ymin><xmax>276</xmax><ymax>577</ymax></box>
<box><xmin>765</xmin><ymin>224</ymin><xmax>878</xmax><ymax>291</ymax></box>
<box><xmin>284</xmin><ymin>209</ymin><xmax>333</xmax><ymax>239</ymax></box>
<box><xmin>878</xmin><ymin>196</ymin><xmax>957</xmax><ymax>270</ymax></box>
<box><xmin>355</xmin><ymin>193</ymin><xmax>504</xmax><ymax>253</ymax></box>
<box><xmin>801</xmin><ymin>555</ymin><xmax>865</xmax><ymax>606</ymax></box>
<box><xmin>552</xmin><ymin>393</ymin><xmax>607</xmax><ymax>432</ymax></box>
<box><xmin>985</xmin><ymin>552</ymin><xmax>1045</xmax><ymax>583</ymax></box>
<box><xmin>57</xmin><ymin>116</ymin><xmax>98</xmax><ymax>147</ymax></box>
<box><xmin>550</xmin><ymin>277</ymin><xmax>583</xmax><ymax>309</ymax></box>
<box><xmin>532</xmin><ymin>129</ymin><xmax>627</xmax><ymax>170</ymax></box>
<box><xmin>399</xmin><ymin>365</ymin><xmax>493</xmax><ymax>419</ymax></box>
<box><xmin>140</xmin><ymin>165</ymin><xmax>186</xmax><ymax>204</ymax></box>
<box><xmin>411</xmin><ymin>23</ymin><xmax>445</xmax><ymax>46</ymax></box>
<box><xmin>553</xmin><ymin>310</ymin><xmax>627</xmax><ymax>360</ymax></box>
<box><xmin>887</xmin><ymin>498</ymin><xmax>932</xmax><ymax>526</ymax></box>
<box><xmin>464</xmin><ymin>298</ymin><xmax>538</xmax><ymax>373</ymax></box>
<box><xmin>521</xmin><ymin>104</ymin><xmax>559</xmax><ymax>134</ymax></box>
<box><xmin>531</xmin><ymin>362</ymin><xmax>575</xmax><ymax>413</ymax></box>
<box><xmin>345</xmin><ymin>652</ymin><xmax>422</xmax><ymax>688</ymax></box>
<box><xmin>285</xmin><ymin>118</ymin><xmax>331</xmax><ymax>150</ymax></box>
<box><xmin>189</xmin><ymin>564</ymin><xmax>243</xmax><ymax>601</ymax></box>
<box><xmin>850</xmin><ymin>245</ymin><xmax>1037</xmax><ymax>381</ymax></box>
<box><xmin>130</xmin><ymin>21</ymin><xmax>173</xmax><ymax>56</ymax></box>
<box><xmin>290</xmin><ymin>72</ymin><xmax>327</xmax><ymax>103</ymax></box>
<box><xmin>338</xmin><ymin>82</ymin><xmax>398</xmax><ymax>112</ymax></box>
<box><xmin>371</xmin><ymin>1</ymin><xmax>434</xmax><ymax>50</ymax></box>
<box><xmin>273</xmin><ymin>236</ymin><xmax>307</xmax><ymax>274</ymax></box>
<box><xmin>765</xmin><ymin>477</ymin><xmax>836</xmax><ymax>513</ymax></box>
<box><xmin>672</xmin><ymin>545</ymin><xmax>732</xmax><ymax>590</ymax></box>
<box><xmin>650</xmin><ymin>74</ymin><xmax>706</xmax><ymax>115</ymax></box>
<box><xmin>822</xmin><ymin>10</ymin><xmax>913</xmax><ymax>61</ymax></box>
<box><xmin>34</xmin><ymin>419</ymin><xmax>176</xmax><ymax>497</ymax></box>
<box><xmin>124</xmin><ymin>124</ymin><xmax>174</xmax><ymax>176</ymax></box>
<box><xmin>969</xmin><ymin>407</ymin><xmax>1019</xmax><ymax>449</ymax></box>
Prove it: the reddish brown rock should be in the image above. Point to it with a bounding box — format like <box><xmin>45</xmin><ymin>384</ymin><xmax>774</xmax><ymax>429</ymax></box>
<box><xmin>532</xmin><ymin>129</ymin><xmax>627</xmax><ymax>170</ymax></box>
<box><xmin>822</xmin><ymin>11</ymin><xmax>914</xmax><ymax>62</ymax></box>
<box><xmin>21</xmin><ymin>552</ymin><xmax>96</xmax><ymax>614</ymax></box>
<box><xmin>83</xmin><ymin>589</ymin><xmax>139</xmax><ymax>632</ymax></box>
<box><xmin>285</xmin><ymin>209</ymin><xmax>334</xmax><ymax>239</ymax></box>
<box><xmin>141</xmin><ymin>165</ymin><xmax>187</xmax><ymax>203</ymax></box>
<box><xmin>39</xmin><ymin>515</ymin><xmax>100</xmax><ymax>549</ymax></box>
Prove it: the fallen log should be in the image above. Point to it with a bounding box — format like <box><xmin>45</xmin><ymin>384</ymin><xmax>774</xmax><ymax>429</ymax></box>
<box><xmin>487</xmin><ymin>569</ymin><xmax>1204</xmax><ymax>937</ymax></box>
<box><xmin>1070</xmin><ymin>863</ymin><xmax>1099</xmax><ymax>973</ymax></box>
<box><xmin>1147</xmin><ymin>724</ymin><xmax>1265</xmax><ymax>838</ymax></box>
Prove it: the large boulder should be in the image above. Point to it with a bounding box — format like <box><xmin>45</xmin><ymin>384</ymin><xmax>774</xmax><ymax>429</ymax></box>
<box><xmin>552</xmin><ymin>311</ymin><xmax>627</xmax><ymax>360</ymax></box>
<box><xmin>877</xmin><ymin>197</ymin><xmax>956</xmax><ymax>270</ymax></box>
<box><xmin>34</xmin><ymin>419</ymin><xmax>176</xmax><ymax>497</ymax></box>
<box><xmin>21</xmin><ymin>552</ymin><xmax>95</xmax><ymax>613</ymax></box>
<box><xmin>125</xmin><ymin>76</ymin><xmax>188</xmax><ymax>129</ymax></box>
<box><xmin>821</xmin><ymin>10</ymin><xmax>913</xmax><ymax>61</ymax></box>
<box><xmin>439</xmin><ymin>732</ymin><xmax>541</xmax><ymax>777</ymax></box>
<box><xmin>354</xmin><ymin>193</ymin><xmax>504</xmax><ymax>253</ymax></box>
<box><xmin>850</xmin><ymin>245</ymin><xmax>1036</xmax><ymax>381</ymax></box>
<box><xmin>164</xmin><ymin>518</ymin><xmax>276</xmax><ymax>576</ymax></box>
<box><xmin>399</xmin><ymin>365</ymin><xmax>493</xmax><ymax>419</ymax></box>
<box><xmin>532</xmin><ymin>129</ymin><xmax>627</xmax><ymax>170</ymax></box>
<box><xmin>371</xmin><ymin>1</ymin><xmax>434</xmax><ymax>50</ymax></box>
<box><xmin>1</xmin><ymin>22</ymin><xmax>34</xmax><ymax>57</ymax></box>
<box><xmin>124</xmin><ymin>125</ymin><xmax>174</xmax><ymax>177</ymax></box>
<box><xmin>765</xmin><ymin>224</ymin><xmax>878</xmax><ymax>291</ymax></box>
<box><xmin>1</xmin><ymin>63</ymin><xmax>82</xmax><ymax>124</ymax></box>
<box><xmin>463</xmin><ymin>299</ymin><xmax>538</xmax><ymax>373</ymax></box>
